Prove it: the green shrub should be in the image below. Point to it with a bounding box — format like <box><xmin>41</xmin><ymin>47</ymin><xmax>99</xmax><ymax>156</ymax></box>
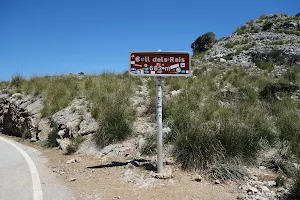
<box><xmin>275</xmin><ymin>175</ymin><xmax>286</xmax><ymax>187</ymax></box>
<box><xmin>236</xmin><ymin>26</ymin><xmax>247</xmax><ymax>35</ymax></box>
<box><xmin>85</xmin><ymin>74</ymin><xmax>136</xmax><ymax>148</ymax></box>
<box><xmin>11</xmin><ymin>75</ymin><xmax>26</xmax><ymax>88</ymax></box>
<box><xmin>0</xmin><ymin>81</ymin><xmax>9</xmax><ymax>90</ymax></box>
<box><xmin>284</xmin><ymin>65</ymin><xmax>300</xmax><ymax>84</ymax></box>
<box><xmin>262</xmin><ymin>22</ymin><xmax>273</xmax><ymax>31</ymax></box>
<box><xmin>41</xmin><ymin>76</ymin><xmax>79</xmax><ymax>116</ymax></box>
<box><xmin>191</xmin><ymin>32</ymin><xmax>216</xmax><ymax>53</ymax></box>
<box><xmin>65</xmin><ymin>136</ymin><xmax>85</xmax><ymax>155</ymax></box>
<box><xmin>172</xmin><ymin>120</ymin><xmax>225</xmax><ymax>170</ymax></box>
<box><xmin>255</xmin><ymin>59</ymin><xmax>274</xmax><ymax>72</ymax></box>
<box><xmin>238</xmin><ymin>86</ymin><xmax>258</xmax><ymax>103</ymax></box>
<box><xmin>268</xmin><ymin>40</ymin><xmax>296</xmax><ymax>45</ymax></box>
<box><xmin>277</xmin><ymin>110</ymin><xmax>300</xmax><ymax>160</ymax></box>
<box><xmin>141</xmin><ymin>134</ymin><xmax>156</xmax><ymax>156</ymax></box>
<box><xmin>43</xmin><ymin>122</ymin><xmax>60</xmax><ymax>148</ymax></box>
<box><xmin>225</xmin><ymin>41</ymin><xmax>240</xmax><ymax>48</ymax></box>
<box><xmin>207</xmin><ymin>162</ymin><xmax>247</xmax><ymax>181</ymax></box>
<box><xmin>259</xmin><ymin>14</ymin><xmax>267</xmax><ymax>21</ymax></box>
<box><xmin>22</xmin><ymin>129</ymin><xmax>32</xmax><ymax>140</ymax></box>
<box><xmin>288</xmin><ymin>171</ymin><xmax>300</xmax><ymax>200</ymax></box>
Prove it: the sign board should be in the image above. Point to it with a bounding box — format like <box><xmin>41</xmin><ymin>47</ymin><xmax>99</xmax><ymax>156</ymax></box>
<box><xmin>129</xmin><ymin>51</ymin><xmax>191</xmax><ymax>76</ymax></box>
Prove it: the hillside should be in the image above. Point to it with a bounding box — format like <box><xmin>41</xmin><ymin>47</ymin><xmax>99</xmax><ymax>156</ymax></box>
<box><xmin>1</xmin><ymin>13</ymin><xmax>300</xmax><ymax>200</ymax></box>
<box><xmin>193</xmin><ymin>13</ymin><xmax>300</xmax><ymax>72</ymax></box>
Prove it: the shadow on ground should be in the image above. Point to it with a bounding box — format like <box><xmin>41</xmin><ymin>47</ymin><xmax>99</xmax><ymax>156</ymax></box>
<box><xmin>87</xmin><ymin>159</ymin><xmax>157</xmax><ymax>172</ymax></box>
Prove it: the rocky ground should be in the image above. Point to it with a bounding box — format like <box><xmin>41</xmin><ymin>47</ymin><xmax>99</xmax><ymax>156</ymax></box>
<box><xmin>13</xmin><ymin>138</ymin><xmax>239</xmax><ymax>200</ymax></box>
<box><xmin>202</xmin><ymin>13</ymin><xmax>300</xmax><ymax>71</ymax></box>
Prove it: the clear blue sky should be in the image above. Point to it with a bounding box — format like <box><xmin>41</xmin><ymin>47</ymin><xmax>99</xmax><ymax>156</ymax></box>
<box><xmin>0</xmin><ymin>0</ymin><xmax>298</xmax><ymax>80</ymax></box>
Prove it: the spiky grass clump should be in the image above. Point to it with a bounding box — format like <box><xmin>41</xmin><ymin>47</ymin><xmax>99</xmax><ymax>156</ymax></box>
<box><xmin>84</xmin><ymin>73</ymin><xmax>137</xmax><ymax>148</ymax></box>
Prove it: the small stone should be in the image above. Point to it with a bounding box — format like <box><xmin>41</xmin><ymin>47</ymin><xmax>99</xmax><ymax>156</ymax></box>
<box><xmin>193</xmin><ymin>175</ymin><xmax>202</xmax><ymax>182</ymax></box>
<box><xmin>215</xmin><ymin>179</ymin><xmax>221</xmax><ymax>184</ymax></box>
<box><xmin>236</xmin><ymin>194</ymin><xmax>246</xmax><ymax>199</ymax></box>
<box><xmin>153</xmin><ymin>173</ymin><xmax>172</xmax><ymax>179</ymax></box>
<box><xmin>165</xmin><ymin>157</ymin><xmax>175</xmax><ymax>165</ymax></box>
<box><xmin>267</xmin><ymin>181</ymin><xmax>276</xmax><ymax>187</ymax></box>
<box><xmin>59</xmin><ymin>171</ymin><xmax>65</xmax><ymax>175</ymax></box>
<box><xmin>247</xmin><ymin>186</ymin><xmax>258</xmax><ymax>194</ymax></box>
<box><xmin>66</xmin><ymin>158</ymin><xmax>77</xmax><ymax>164</ymax></box>
<box><xmin>261</xmin><ymin>186</ymin><xmax>270</xmax><ymax>193</ymax></box>
<box><xmin>220</xmin><ymin>58</ymin><xmax>226</xmax><ymax>63</ymax></box>
<box><xmin>70</xmin><ymin>178</ymin><xmax>76</xmax><ymax>182</ymax></box>
<box><xmin>259</xmin><ymin>166</ymin><xmax>266</xmax><ymax>170</ymax></box>
<box><xmin>277</xmin><ymin>187</ymin><xmax>286</xmax><ymax>192</ymax></box>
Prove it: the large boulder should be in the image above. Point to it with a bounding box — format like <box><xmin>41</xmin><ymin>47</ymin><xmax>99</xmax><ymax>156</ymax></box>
<box><xmin>51</xmin><ymin>98</ymin><xmax>99</xmax><ymax>138</ymax></box>
<box><xmin>0</xmin><ymin>93</ymin><xmax>43</xmax><ymax>139</ymax></box>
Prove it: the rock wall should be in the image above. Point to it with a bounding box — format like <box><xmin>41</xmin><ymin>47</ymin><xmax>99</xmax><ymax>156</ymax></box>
<box><xmin>0</xmin><ymin>90</ymin><xmax>99</xmax><ymax>144</ymax></box>
<box><xmin>0</xmin><ymin>91</ymin><xmax>43</xmax><ymax>140</ymax></box>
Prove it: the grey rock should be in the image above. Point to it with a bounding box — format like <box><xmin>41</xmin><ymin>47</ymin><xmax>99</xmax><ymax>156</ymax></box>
<box><xmin>70</xmin><ymin>178</ymin><xmax>77</xmax><ymax>182</ymax></box>
<box><xmin>261</xmin><ymin>186</ymin><xmax>270</xmax><ymax>193</ymax></box>
<box><xmin>267</xmin><ymin>181</ymin><xmax>276</xmax><ymax>187</ymax></box>
<box><xmin>247</xmin><ymin>186</ymin><xmax>259</xmax><ymax>194</ymax></box>
<box><xmin>66</xmin><ymin>158</ymin><xmax>78</xmax><ymax>164</ymax></box>
<box><xmin>38</xmin><ymin>118</ymin><xmax>51</xmax><ymax>141</ymax></box>
<box><xmin>57</xmin><ymin>138</ymin><xmax>71</xmax><ymax>154</ymax></box>
<box><xmin>52</xmin><ymin>99</ymin><xmax>99</xmax><ymax>137</ymax></box>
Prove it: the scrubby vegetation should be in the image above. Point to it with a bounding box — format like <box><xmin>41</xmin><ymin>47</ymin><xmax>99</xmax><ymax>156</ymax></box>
<box><xmin>9</xmin><ymin>75</ymin><xmax>79</xmax><ymax>116</ymax></box>
<box><xmin>288</xmin><ymin>171</ymin><xmax>300</xmax><ymax>200</ymax></box>
<box><xmin>65</xmin><ymin>136</ymin><xmax>86</xmax><ymax>155</ymax></box>
<box><xmin>268</xmin><ymin>40</ymin><xmax>296</xmax><ymax>45</ymax></box>
<box><xmin>42</xmin><ymin>122</ymin><xmax>60</xmax><ymax>148</ymax></box>
<box><xmin>84</xmin><ymin>73</ymin><xmax>138</xmax><ymax>148</ymax></box>
<box><xmin>153</xmin><ymin>64</ymin><xmax>300</xmax><ymax>180</ymax></box>
<box><xmin>7</xmin><ymin>72</ymin><xmax>140</xmax><ymax>148</ymax></box>
<box><xmin>224</xmin><ymin>38</ymin><xmax>251</xmax><ymax>48</ymax></box>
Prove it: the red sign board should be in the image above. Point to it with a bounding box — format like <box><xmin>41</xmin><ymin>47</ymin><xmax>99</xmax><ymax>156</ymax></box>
<box><xmin>129</xmin><ymin>52</ymin><xmax>191</xmax><ymax>76</ymax></box>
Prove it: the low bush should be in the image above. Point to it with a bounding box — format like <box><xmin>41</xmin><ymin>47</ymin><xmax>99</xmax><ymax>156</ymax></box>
<box><xmin>43</xmin><ymin>122</ymin><xmax>60</xmax><ymax>148</ymax></box>
<box><xmin>277</xmin><ymin>110</ymin><xmax>300</xmax><ymax>160</ymax></box>
<box><xmin>255</xmin><ymin>59</ymin><xmax>274</xmax><ymax>72</ymax></box>
<box><xmin>275</xmin><ymin>175</ymin><xmax>286</xmax><ymax>187</ymax></box>
<box><xmin>236</xmin><ymin>26</ymin><xmax>248</xmax><ymax>35</ymax></box>
<box><xmin>268</xmin><ymin>40</ymin><xmax>296</xmax><ymax>45</ymax></box>
<box><xmin>41</xmin><ymin>76</ymin><xmax>79</xmax><ymax>116</ymax></box>
<box><xmin>85</xmin><ymin>74</ymin><xmax>136</xmax><ymax>148</ymax></box>
<box><xmin>262</xmin><ymin>22</ymin><xmax>273</xmax><ymax>31</ymax></box>
<box><xmin>288</xmin><ymin>171</ymin><xmax>300</xmax><ymax>200</ymax></box>
<box><xmin>191</xmin><ymin>32</ymin><xmax>216</xmax><ymax>53</ymax></box>
<box><xmin>65</xmin><ymin>136</ymin><xmax>85</xmax><ymax>155</ymax></box>
<box><xmin>10</xmin><ymin>75</ymin><xmax>26</xmax><ymax>88</ymax></box>
<box><xmin>207</xmin><ymin>162</ymin><xmax>247</xmax><ymax>182</ymax></box>
<box><xmin>284</xmin><ymin>65</ymin><xmax>300</xmax><ymax>84</ymax></box>
<box><xmin>141</xmin><ymin>134</ymin><xmax>156</xmax><ymax>156</ymax></box>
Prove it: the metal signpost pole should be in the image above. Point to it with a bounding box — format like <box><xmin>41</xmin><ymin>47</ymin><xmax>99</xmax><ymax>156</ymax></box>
<box><xmin>156</xmin><ymin>49</ymin><xmax>163</xmax><ymax>173</ymax></box>
<box><xmin>156</xmin><ymin>75</ymin><xmax>163</xmax><ymax>173</ymax></box>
